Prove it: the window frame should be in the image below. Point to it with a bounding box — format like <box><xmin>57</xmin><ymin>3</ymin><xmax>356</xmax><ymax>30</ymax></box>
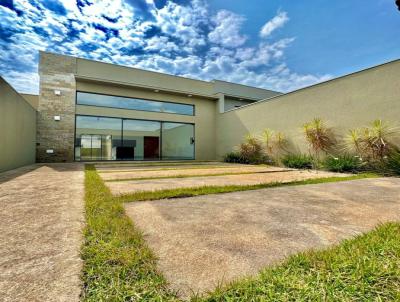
<box><xmin>76</xmin><ymin>91</ymin><xmax>196</xmax><ymax>116</ymax></box>
<box><xmin>74</xmin><ymin>114</ymin><xmax>195</xmax><ymax>161</ymax></box>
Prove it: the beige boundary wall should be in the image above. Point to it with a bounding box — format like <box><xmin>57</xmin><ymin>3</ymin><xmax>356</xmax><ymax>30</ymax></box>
<box><xmin>216</xmin><ymin>60</ymin><xmax>400</xmax><ymax>158</ymax></box>
<box><xmin>0</xmin><ymin>77</ymin><xmax>36</xmax><ymax>172</ymax></box>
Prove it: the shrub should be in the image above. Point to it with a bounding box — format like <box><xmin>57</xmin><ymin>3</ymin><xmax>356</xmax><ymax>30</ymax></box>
<box><xmin>262</xmin><ymin>128</ymin><xmax>288</xmax><ymax>159</ymax></box>
<box><xmin>385</xmin><ymin>151</ymin><xmax>400</xmax><ymax>176</ymax></box>
<box><xmin>223</xmin><ymin>152</ymin><xmax>245</xmax><ymax>164</ymax></box>
<box><xmin>281</xmin><ymin>154</ymin><xmax>313</xmax><ymax>169</ymax></box>
<box><xmin>238</xmin><ymin>135</ymin><xmax>265</xmax><ymax>164</ymax></box>
<box><xmin>303</xmin><ymin>118</ymin><xmax>336</xmax><ymax>158</ymax></box>
<box><xmin>346</xmin><ymin>120</ymin><xmax>399</xmax><ymax>162</ymax></box>
<box><xmin>323</xmin><ymin>154</ymin><xmax>362</xmax><ymax>173</ymax></box>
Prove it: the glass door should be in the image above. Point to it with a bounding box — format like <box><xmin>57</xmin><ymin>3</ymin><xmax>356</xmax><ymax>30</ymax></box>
<box><xmin>161</xmin><ymin>122</ymin><xmax>194</xmax><ymax>160</ymax></box>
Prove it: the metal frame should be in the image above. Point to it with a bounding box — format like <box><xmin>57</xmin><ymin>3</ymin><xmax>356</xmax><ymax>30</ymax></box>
<box><xmin>74</xmin><ymin>114</ymin><xmax>195</xmax><ymax>162</ymax></box>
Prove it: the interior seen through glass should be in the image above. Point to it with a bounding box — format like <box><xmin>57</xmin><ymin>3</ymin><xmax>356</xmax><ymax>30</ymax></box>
<box><xmin>74</xmin><ymin>115</ymin><xmax>194</xmax><ymax>161</ymax></box>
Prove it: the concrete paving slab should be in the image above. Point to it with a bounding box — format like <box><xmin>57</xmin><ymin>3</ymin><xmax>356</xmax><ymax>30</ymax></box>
<box><xmin>0</xmin><ymin>164</ymin><xmax>84</xmax><ymax>302</ymax></box>
<box><xmin>124</xmin><ymin>177</ymin><xmax>400</xmax><ymax>298</ymax></box>
<box><xmin>108</xmin><ymin>169</ymin><xmax>347</xmax><ymax>195</ymax></box>
<box><xmin>95</xmin><ymin>162</ymin><xmax>233</xmax><ymax>172</ymax></box>
<box><xmin>99</xmin><ymin>166</ymin><xmax>289</xmax><ymax>181</ymax></box>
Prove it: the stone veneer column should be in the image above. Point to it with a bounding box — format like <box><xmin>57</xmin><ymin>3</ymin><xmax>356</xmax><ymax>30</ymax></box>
<box><xmin>36</xmin><ymin>52</ymin><xmax>77</xmax><ymax>163</ymax></box>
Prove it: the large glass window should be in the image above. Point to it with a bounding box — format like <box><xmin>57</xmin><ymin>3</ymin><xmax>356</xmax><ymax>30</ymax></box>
<box><xmin>75</xmin><ymin>116</ymin><xmax>122</xmax><ymax>161</ymax></box>
<box><xmin>162</xmin><ymin>122</ymin><xmax>195</xmax><ymax>160</ymax></box>
<box><xmin>122</xmin><ymin>120</ymin><xmax>161</xmax><ymax>160</ymax></box>
<box><xmin>77</xmin><ymin>92</ymin><xmax>195</xmax><ymax>116</ymax></box>
<box><xmin>74</xmin><ymin>115</ymin><xmax>195</xmax><ymax>161</ymax></box>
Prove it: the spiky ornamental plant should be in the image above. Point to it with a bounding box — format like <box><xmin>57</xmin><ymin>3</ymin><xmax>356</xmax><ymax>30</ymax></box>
<box><xmin>262</xmin><ymin>129</ymin><xmax>288</xmax><ymax>163</ymax></box>
<box><xmin>238</xmin><ymin>134</ymin><xmax>264</xmax><ymax>164</ymax></box>
<box><xmin>346</xmin><ymin>120</ymin><xmax>399</xmax><ymax>162</ymax></box>
<box><xmin>302</xmin><ymin>118</ymin><xmax>336</xmax><ymax>159</ymax></box>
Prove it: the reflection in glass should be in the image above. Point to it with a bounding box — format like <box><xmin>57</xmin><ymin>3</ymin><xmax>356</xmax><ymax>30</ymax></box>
<box><xmin>75</xmin><ymin>116</ymin><xmax>122</xmax><ymax>161</ymax></box>
<box><xmin>75</xmin><ymin>115</ymin><xmax>195</xmax><ymax>161</ymax></box>
<box><xmin>162</xmin><ymin>122</ymin><xmax>194</xmax><ymax>160</ymax></box>
<box><xmin>77</xmin><ymin>92</ymin><xmax>194</xmax><ymax>116</ymax></box>
<box><xmin>123</xmin><ymin>120</ymin><xmax>161</xmax><ymax>160</ymax></box>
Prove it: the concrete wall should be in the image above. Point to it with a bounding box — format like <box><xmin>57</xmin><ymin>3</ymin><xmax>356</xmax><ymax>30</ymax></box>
<box><xmin>0</xmin><ymin>77</ymin><xmax>36</xmax><ymax>172</ymax></box>
<box><xmin>21</xmin><ymin>94</ymin><xmax>39</xmax><ymax>110</ymax></box>
<box><xmin>213</xmin><ymin>80</ymin><xmax>281</xmax><ymax>100</ymax></box>
<box><xmin>224</xmin><ymin>97</ymin><xmax>255</xmax><ymax>111</ymax></box>
<box><xmin>216</xmin><ymin>60</ymin><xmax>400</xmax><ymax>158</ymax></box>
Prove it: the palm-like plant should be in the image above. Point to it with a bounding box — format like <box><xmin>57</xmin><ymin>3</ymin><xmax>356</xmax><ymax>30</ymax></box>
<box><xmin>262</xmin><ymin>128</ymin><xmax>288</xmax><ymax>156</ymax></box>
<box><xmin>346</xmin><ymin>119</ymin><xmax>399</xmax><ymax>161</ymax></box>
<box><xmin>303</xmin><ymin>118</ymin><xmax>335</xmax><ymax>158</ymax></box>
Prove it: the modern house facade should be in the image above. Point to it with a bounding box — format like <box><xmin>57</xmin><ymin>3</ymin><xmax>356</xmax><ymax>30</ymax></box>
<box><xmin>1</xmin><ymin>51</ymin><xmax>399</xmax><ymax>171</ymax></box>
<box><xmin>36</xmin><ymin>52</ymin><xmax>280</xmax><ymax>163</ymax></box>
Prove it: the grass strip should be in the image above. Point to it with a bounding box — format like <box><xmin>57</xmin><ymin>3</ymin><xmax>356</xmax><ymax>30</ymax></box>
<box><xmin>81</xmin><ymin>164</ymin><xmax>179</xmax><ymax>301</ymax></box>
<box><xmin>82</xmin><ymin>167</ymin><xmax>390</xmax><ymax>301</ymax></box>
<box><xmin>198</xmin><ymin>222</ymin><xmax>400</xmax><ymax>301</ymax></box>
<box><xmin>116</xmin><ymin>173</ymin><xmax>377</xmax><ymax>202</ymax></box>
<box><xmin>105</xmin><ymin>169</ymin><xmax>288</xmax><ymax>182</ymax></box>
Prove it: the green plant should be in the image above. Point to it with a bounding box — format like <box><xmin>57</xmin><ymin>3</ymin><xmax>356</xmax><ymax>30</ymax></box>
<box><xmin>262</xmin><ymin>128</ymin><xmax>288</xmax><ymax>158</ymax></box>
<box><xmin>385</xmin><ymin>150</ymin><xmax>400</xmax><ymax>176</ymax></box>
<box><xmin>303</xmin><ymin>118</ymin><xmax>335</xmax><ymax>158</ymax></box>
<box><xmin>281</xmin><ymin>154</ymin><xmax>313</xmax><ymax>169</ymax></box>
<box><xmin>323</xmin><ymin>154</ymin><xmax>362</xmax><ymax>173</ymax></box>
<box><xmin>223</xmin><ymin>151</ymin><xmax>244</xmax><ymax>163</ymax></box>
<box><xmin>200</xmin><ymin>223</ymin><xmax>400</xmax><ymax>301</ymax></box>
<box><xmin>346</xmin><ymin>120</ymin><xmax>399</xmax><ymax>162</ymax></box>
<box><xmin>238</xmin><ymin>134</ymin><xmax>265</xmax><ymax>164</ymax></box>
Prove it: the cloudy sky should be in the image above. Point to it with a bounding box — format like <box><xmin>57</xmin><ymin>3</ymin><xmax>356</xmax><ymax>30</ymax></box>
<box><xmin>0</xmin><ymin>0</ymin><xmax>399</xmax><ymax>94</ymax></box>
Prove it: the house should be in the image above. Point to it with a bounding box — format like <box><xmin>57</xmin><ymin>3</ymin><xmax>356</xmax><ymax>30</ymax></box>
<box><xmin>1</xmin><ymin>51</ymin><xmax>399</xmax><ymax>171</ymax></box>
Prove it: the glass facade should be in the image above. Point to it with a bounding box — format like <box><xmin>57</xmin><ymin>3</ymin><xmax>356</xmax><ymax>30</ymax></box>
<box><xmin>77</xmin><ymin>92</ymin><xmax>195</xmax><ymax>116</ymax></box>
<box><xmin>75</xmin><ymin>115</ymin><xmax>195</xmax><ymax>161</ymax></box>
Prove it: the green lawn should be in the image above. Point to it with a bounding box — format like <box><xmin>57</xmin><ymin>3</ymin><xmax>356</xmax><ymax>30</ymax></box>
<box><xmin>81</xmin><ymin>165</ymin><xmax>399</xmax><ymax>301</ymax></box>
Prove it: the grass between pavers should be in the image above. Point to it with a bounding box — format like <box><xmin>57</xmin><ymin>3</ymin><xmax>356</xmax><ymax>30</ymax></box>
<box><xmin>197</xmin><ymin>222</ymin><xmax>400</xmax><ymax>301</ymax></box>
<box><xmin>105</xmin><ymin>169</ymin><xmax>288</xmax><ymax>182</ymax></box>
<box><xmin>116</xmin><ymin>173</ymin><xmax>377</xmax><ymax>202</ymax></box>
<box><xmin>82</xmin><ymin>166</ymin><xmax>392</xmax><ymax>301</ymax></box>
<box><xmin>81</xmin><ymin>165</ymin><xmax>179</xmax><ymax>301</ymax></box>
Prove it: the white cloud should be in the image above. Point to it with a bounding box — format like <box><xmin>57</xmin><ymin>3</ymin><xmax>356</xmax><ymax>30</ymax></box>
<box><xmin>208</xmin><ymin>10</ymin><xmax>247</xmax><ymax>48</ymax></box>
<box><xmin>260</xmin><ymin>11</ymin><xmax>289</xmax><ymax>38</ymax></box>
<box><xmin>0</xmin><ymin>1</ymin><xmax>331</xmax><ymax>95</ymax></box>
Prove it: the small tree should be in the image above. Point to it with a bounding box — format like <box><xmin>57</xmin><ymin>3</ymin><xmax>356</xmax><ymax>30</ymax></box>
<box><xmin>303</xmin><ymin>118</ymin><xmax>335</xmax><ymax>158</ymax></box>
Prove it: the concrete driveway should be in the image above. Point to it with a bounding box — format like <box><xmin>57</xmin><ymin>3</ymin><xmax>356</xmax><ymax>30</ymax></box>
<box><xmin>0</xmin><ymin>164</ymin><xmax>84</xmax><ymax>302</ymax></box>
<box><xmin>125</xmin><ymin>177</ymin><xmax>400</xmax><ymax>298</ymax></box>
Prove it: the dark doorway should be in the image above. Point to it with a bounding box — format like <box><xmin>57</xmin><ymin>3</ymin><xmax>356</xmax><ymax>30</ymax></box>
<box><xmin>144</xmin><ymin>136</ymin><xmax>160</xmax><ymax>160</ymax></box>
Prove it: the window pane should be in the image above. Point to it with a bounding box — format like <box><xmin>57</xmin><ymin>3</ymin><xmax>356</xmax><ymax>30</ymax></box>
<box><xmin>77</xmin><ymin>92</ymin><xmax>194</xmax><ymax>116</ymax></box>
<box><xmin>161</xmin><ymin>123</ymin><xmax>194</xmax><ymax>160</ymax></box>
<box><xmin>75</xmin><ymin>116</ymin><xmax>122</xmax><ymax>161</ymax></box>
<box><xmin>123</xmin><ymin>120</ymin><xmax>161</xmax><ymax>160</ymax></box>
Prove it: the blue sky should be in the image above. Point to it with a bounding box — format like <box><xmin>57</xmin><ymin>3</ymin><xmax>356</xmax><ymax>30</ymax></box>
<box><xmin>0</xmin><ymin>0</ymin><xmax>399</xmax><ymax>94</ymax></box>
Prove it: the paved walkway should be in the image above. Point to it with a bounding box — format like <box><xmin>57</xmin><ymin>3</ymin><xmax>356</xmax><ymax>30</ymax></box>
<box><xmin>99</xmin><ymin>165</ymin><xmax>289</xmax><ymax>181</ymax></box>
<box><xmin>0</xmin><ymin>164</ymin><xmax>84</xmax><ymax>302</ymax></box>
<box><xmin>108</xmin><ymin>169</ymin><xmax>347</xmax><ymax>195</ymax></box>
<box><xmin>125</xmin><ymin>177</ymin><xmax>400</xmax><ymax>298</ymax></box>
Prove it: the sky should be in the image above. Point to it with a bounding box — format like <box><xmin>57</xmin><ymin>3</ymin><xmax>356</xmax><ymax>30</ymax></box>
<box><xmin>0</xmin><ymin>0</ymin><xmax>399</xmax><ymax>95</ymax></box>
